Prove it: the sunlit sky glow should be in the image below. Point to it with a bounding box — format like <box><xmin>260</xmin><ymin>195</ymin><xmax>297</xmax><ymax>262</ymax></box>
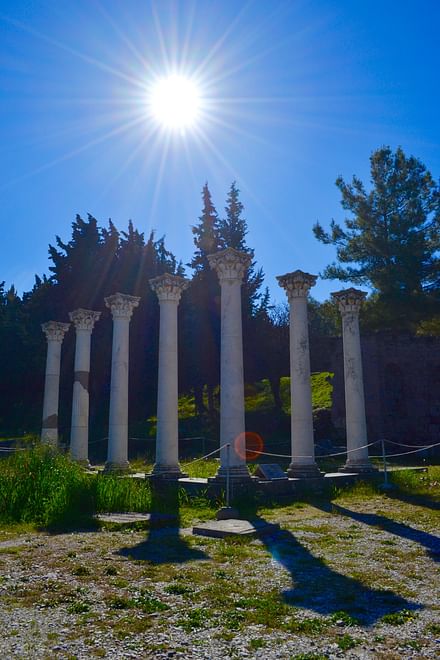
<box><xmin>0</xmin><ymin>0</ymin><xmax>439</xmax><ymax>302</ymax></box>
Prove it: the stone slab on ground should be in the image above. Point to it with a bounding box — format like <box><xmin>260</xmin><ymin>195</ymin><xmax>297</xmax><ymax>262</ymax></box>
<box><xmin>192</xmin><ymin>518</ymin><xmax>280</xmax><ymax>539</ymax></box>
<box><xmin>94</xmin><ymin>512</ymin><xmax>177</xmax><ymax>529</ymax></box>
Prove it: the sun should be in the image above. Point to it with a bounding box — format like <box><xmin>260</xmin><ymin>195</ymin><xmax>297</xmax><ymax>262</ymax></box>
<box><xmin>149</xmin><ymin>75</ymin><xmax>201</xmax><ymax>130</ymax></box>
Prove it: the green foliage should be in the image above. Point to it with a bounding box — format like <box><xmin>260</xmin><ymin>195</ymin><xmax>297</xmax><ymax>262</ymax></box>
<box><xmin>313</xmin><ymin>146</ymin><xmax>440</xmax><ymax>329</ymax></box>
<box><xmin>94</xmin><ymin>474</ymin><xmax>151</xmax><ymax>513</ymax></box>
<box><xmin>0</xmin><ymin>446</ymin><xmax>93</xmax><ymax>526</ymax></box>
<box><xmin>337</xmin><ymin>634</ymin><xmax>359</xmax><ymax>650</ymax></box>
<box><xmin>380</xmin><ymin>609</ymin><xmax>417</xmax><ymax>625</ymax></box>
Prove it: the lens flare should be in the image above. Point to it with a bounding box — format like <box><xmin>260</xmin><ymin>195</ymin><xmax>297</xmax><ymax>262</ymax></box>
<box><xmin>234</xmin><ymin>431</ymin><xmax>264</xmax><ymax>461</ymax></box>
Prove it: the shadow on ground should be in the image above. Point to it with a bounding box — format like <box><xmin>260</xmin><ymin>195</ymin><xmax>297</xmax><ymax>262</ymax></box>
<box><xmin>117</xmin><ymin>480</ymin><xmax>208</xmax><ymax>564</ymax></box>
<box><xmin>238</xmin><ymin>499</ymin><xmax>422</xmax><ymax>625</ymax></box>
<box><xmin>327</xmin><ymin>502</ymin><xmax>440</xmax><ymax>561</ymax></box>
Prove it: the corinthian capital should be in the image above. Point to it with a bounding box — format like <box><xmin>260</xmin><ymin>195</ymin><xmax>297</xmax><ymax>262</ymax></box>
<box><xmin>104</xmin><ymin>293</ymin><xmax>140</xmax><ymax>320</ymax></box>
<box><xmin>331</xmin><ymin>288</ymin><xmax>367</xmax><ymax>315</ymax></box>
<box><xmin>208</xmin><ymin>247</ymin><xmax>252</xmax><ymax>284</ymax></box>
<box><xmin>69</xmin><ymin>308</ymin><xmax>101</xmax><ymax>331</ymax></box>
<box><xmin>41</xmin><ymin>321</ymin><xmax>70</xmax><ymax>342</ymax></box>
<box><xmin>149</xmin><ymin>273</ymin><xmax>189</xmax><ymax>303</ymax></box>
<box><xmin>277</xmin><ymin>270</ymin><xmax>317</xmax><ymax>300</ymax></box>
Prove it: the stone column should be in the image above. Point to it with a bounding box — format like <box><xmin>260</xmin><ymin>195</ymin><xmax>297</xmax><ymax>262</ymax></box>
<box><xmin>41</xmin><ymin>321</ymin><xmax>70</xmax><ymax>445</ymax></box>
<box><xmin>104</xmin><ymin>293</ymin><xmax>140</xmax><ymax>472</ymax></box>
<box><xmin>69</xmin><ymin>309</ymin><xmax>101</xmax><ymax>465</ymax></box>
<box><xmin>149</xmin><ymin>273</ymin><xmax>189</xmax><ymax>479</ymax></box>
<box><xmin>208</xmin><ymin>247</ymin><xmax>252</xmax><ymax>482</ymax></box>
<box><xmin>331</xmin><ymin>288</ymin><xmax>374</xmax><ymax>472</ymax></box>
<box><xmin>277</xmin><ymin>270</ymin><xmax>321</xmax><ymax>478</ymax></box>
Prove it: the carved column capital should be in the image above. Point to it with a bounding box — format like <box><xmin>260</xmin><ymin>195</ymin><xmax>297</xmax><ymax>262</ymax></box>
<box><xmin>277</xmin><ymin>270</ymin><xmax>317</xmax><ymax>300</ymax></box>
<box><xmin>105</xmin><ymin>293</ymin><xmax>140</xmax><ymax>319</ymax></box>
<box><xmin>41</xmin><ymin>321</ymin><xmax>70</xmax><ymax>342</ymax></box>
<box><xmin>331</xmin><ymin>288</ymin><xmax>367</xmax><ymax>315</ymax></box>
<box><xmin>69</xmin><ymin>308</ymin><xmax>101</xmax><ymax>331</ymax></box>
<box><xmin>149</xmin><ymin>273</ymin><xmax>189</xmax><ymax>303</ymax></box>
<box><xmin>208</xmin><ymin>248</ymin><xmax>252</xmax><ymax>284</ymax></box>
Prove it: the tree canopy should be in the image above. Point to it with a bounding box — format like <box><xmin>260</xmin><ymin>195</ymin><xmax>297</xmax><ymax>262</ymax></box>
<box><xmin>313</xmin><ymin>146</ymin><xmax>440</xmax><ymax>327</ymax></box>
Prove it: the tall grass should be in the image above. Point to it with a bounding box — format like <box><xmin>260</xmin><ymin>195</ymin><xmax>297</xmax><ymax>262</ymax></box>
<box><xmin>0</xmin><ymin>446</ymin><xmax>93</xmax><ymax>526</ymax></box>
<box><xmin>94</xmin><ymin>474</ymin><xmax>151</xmax><ymax>513</ymax></box>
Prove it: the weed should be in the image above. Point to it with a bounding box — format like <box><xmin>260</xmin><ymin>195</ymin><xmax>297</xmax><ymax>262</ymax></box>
<box><xmin>337</xmin><ymin>634</ymin><xmax>359</xmax><ymax>650</ymax></box>
<box><xmin>178</xmin><ymin>607</ymin><xmax>209</xmax><ymax>631</ymax></box>
<box><xmin>104</xmin><ymin>565</ymin><xmax>118</xmax><ymax>576</ymax></box>
<box><xmin>330</xmin><ymin>610</ymin><xmax>359</xmax><ymax>626</ymax></box>
<box><xmin>425</xmin><ymin>622</ymin><xmax>440</xmax><ymax>634</ymax></box>
<box><xmin>165</xmin><ymin>583</ymin><xmax>193</xmax><ymax>596</ymax></box>
<box><xmin>67</xmin><ymin>601</ymin><xmax>90</xmax><ymax>614</ymax></box>
<box><xmin>133</xmin><ymin>590</ymin><xmax>169</xmax><ymax>614</ymax></box>
<box><xmin>380</xmin><ymin>609</ymin><xmax>417</xmax><ymax>625</ymax></box>
<box><xmin>249</xmin><ymin>638</ymin><xmax>266</xmax><ymax>651</ymax></box>
<box><xmin>73</xmin><ymin>565</ymin><xmax>90</xmax><ymax>577</ymax></box>
<box><xmin>107</xmin><ymin>595</ymin><xmax>133</xmax><ymax>610</ymax></box>
<box><xmin>290</xmin><ymin>654</ymin><xmax>328</xmax><ymax>660</ymax></box>
<box><xmin>288</xmin><ymin>617</ymin><xmax>328</xmax><ymax>635</ymax></box>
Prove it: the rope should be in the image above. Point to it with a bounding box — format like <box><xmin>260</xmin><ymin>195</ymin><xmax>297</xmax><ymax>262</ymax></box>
<box><xmin>181</xmin><ymin>443</ymin><xmax>228</xmax><ymax>468</ymax></box>
<box><xmin>381</xmin><ymin>438</ymin><xmax>440</xmax><ymax>449</ymax></box>
<box><xmin>249</xmin><ymin>439</ymin><xmax>380</xmax><ymax>460</ymax></box>
<box><xmin>371</xmin><ymin>441</ymin><xmax>440</xmax><ymax>459</ymax></box>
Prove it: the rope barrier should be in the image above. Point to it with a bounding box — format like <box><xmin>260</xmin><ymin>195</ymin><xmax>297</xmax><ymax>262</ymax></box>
<box><xmin>247</xmin><ymin>439</ymin><xmax>381</xmax><ymax>460</ymax></box>
<box><xmin>181</xmin><ymin>443</ymin><xmax>228</xmax><ymax>468</ymax></box>
<box><xmin>370</xmin><ymin>440</ymin><xmax>440</xmax><ymax>459</ymax></box>
<box><xmin>382</xmin><ymin>438</ymin><xmax>440</xmax><ymax>450</ymax></box>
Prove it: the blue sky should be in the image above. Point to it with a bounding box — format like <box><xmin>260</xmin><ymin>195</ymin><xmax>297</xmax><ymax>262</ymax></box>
<box><xmin>1</xmin><ymin>0</ymin><xmax>439</xmax><ymax>303</ymax></box>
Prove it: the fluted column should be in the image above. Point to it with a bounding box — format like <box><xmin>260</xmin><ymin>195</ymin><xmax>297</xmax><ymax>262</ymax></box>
<box><xmin>104</xmin><ymin>293</ymin><xmax>140</xmax><ymax>472</ymax></box>
<box><xmin>41</xmin><ymin>321</ymin><xmax>70</xmax><ymax>445</ymax></box>
<box><xmin>149</xmin><ymin>273</ymin><xmax>189</xmax><ymax>478</ymax></box>
<box><xmin>69</xmin><ymin>309</ymin><xmax>101</xmax><ymax>465</ymax></box>
<box><xmin>208</xmin><ymin>247</ymin><xmax>252</xmax><ymax>482</ymax></box>
<box><xmin>332</xmin><ymin>288</ymin><xmax>374</xmax><ymax>473</ymax></box>
<box><xmin>277</xmin><ymin>270</ymin><xmax>321</xmax><ymax>478</ymax></box>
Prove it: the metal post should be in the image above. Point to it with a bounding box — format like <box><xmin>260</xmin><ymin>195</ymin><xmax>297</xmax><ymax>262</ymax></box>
<box><xmin>381</xmin><ymin>438</ymin><xmax>389</xmax><ymax>489</ymax></box>
<box><xmin>226</xmin><ymin>443</ymin><xmax>231</xmax><ymax>508</ymax></box>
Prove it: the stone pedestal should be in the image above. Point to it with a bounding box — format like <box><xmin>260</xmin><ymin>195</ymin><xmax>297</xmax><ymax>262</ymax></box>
<box><xmin>149</xmin><ymin>273</ymin><xmax>189</xmax><ymax>479</ymax></box>
<box><xmin>104</xmin><ymin>293</ymin><xmax>140</xmax><ymax>472</ymax></box>
<box><xmin>41</xmin><ymin>321</ymin><xmax>70</xmax><ymax>445</ymax></box>
<box><xmin>277</xmin><ymin>271</ymin><xmax>321</xmax><ymax>478</ymax></box>
<box><xmin>208</xmin><ymin>248</ymin><xmax>252</xmax><ymax>483</ymax></box>
<box><xmin>69</xmin><ymin>309</ymin><xmax>101</xmax><ymax>465</ymax></box>
<box><xmin>332</xmin><ymin>288</ymin><xmax>375</xmax><ymax>473</ymax></box>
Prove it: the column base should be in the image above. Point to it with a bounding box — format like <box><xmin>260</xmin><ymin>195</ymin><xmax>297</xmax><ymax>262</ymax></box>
<box><xmin>104</xmin><ymin>460</ymin><xmax>130</xmax><ymax>474</ymax></box>
<box><xmin>150</xmin><ymin>465</ymin><xmax>188</xmax><ymax>481</ymax></box>
<box><xmin>208</xmin><ymin>464</ymin><xmax>253</xmax><ymax>485</ymax></box>
<box><xmin>287</xmin><ymin>463</ymin><xmax>322</xmax><ymax>479</ymax></box>
<box><xmin>339</xmin><ymin>460</ymin><xmax>377</xmax><ymax>474</ymax></box>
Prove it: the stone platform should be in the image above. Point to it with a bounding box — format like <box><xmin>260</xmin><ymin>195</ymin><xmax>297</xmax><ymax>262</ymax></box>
<box><xmin>192</xmin><ymin>518</ymin><xmax>280</xmax><ymax>539</ymax></box>
<box><xmin>94</xmin><ymin>512</ymin><xmax>177</xmax><ymax>529</ymax></box>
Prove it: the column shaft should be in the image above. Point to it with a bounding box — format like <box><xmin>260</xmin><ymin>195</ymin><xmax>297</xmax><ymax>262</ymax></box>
<box><xmin>42</xmin><ymin>340</ymin><xmax>63</xmax><ymax>445</ymax></box>
<box><xmin>41</xmin><ymin>321</ymin><xmax>70</xmax><ymax>445</ymax></box>
<box><xmin>332</xmin><ymin>288</ymin><xmax>374</xmax><ymax>472</ymax></box>
<box><xmin>107</xmin><ymin>317</ymin><xmax>130</xmax><ymax>469</ymax></box>
<box><xmin>70</xmin><ymin>330</ymin><xmax>92</xmax><ymax>463</ymax></box>
<box><xmin>289</xmin><ymin>297</ymin><xmax>317</xmax><ymax>474</ymax></box>
<box><xmin>155</xmin><ymin>300</ymin><xmax>179</xmax><ymax>470</ymax></box>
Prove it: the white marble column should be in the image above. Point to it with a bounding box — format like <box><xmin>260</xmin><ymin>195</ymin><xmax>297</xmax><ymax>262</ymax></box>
<box><xmin>41</xmin><ymin>321</ymin><xmax>70</xmax><ymax>445</ymax></box>
<box><xmin>331</xmin><ymin>288</ymin><xmax>374</xmax><ymax>473</ymax></box>
<box><xmin>69</xmin><ymin>309</ymin><xmax>101</xmax><ymax>465</ymax></box>
<box><xmin>208</xmin><ymin>247</ymin><xmax>252</xmax><ymax>482</ymax></box>
<box><xmin>149</xmin><ymin>273</ymin><xmax>189</xmax><ymax>478</ymax></box>
<box><xmin>104</xmin><ymin>293</ymin><xmax>140</xmax><ymax>472</ymax></box>
<box><xmin>277</xmin><ymin>270</ymin><xmax>321</xmax><ymax>478</ymax></box>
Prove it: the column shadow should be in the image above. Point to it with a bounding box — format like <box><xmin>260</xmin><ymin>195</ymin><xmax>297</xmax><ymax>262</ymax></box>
<box><xmin>239</xmin><ymin>506</ymin><xmax>420</xmax><ymax>625</ymax></box>
<box><xmin>117</xmin><ymin>480</ymin><xmax>208</xmax><ymax>565</ymax></box>
<box><xmin>325</xmin><ymin>502</ymin><xmax>440</xmax><ymax>562</ymax></box>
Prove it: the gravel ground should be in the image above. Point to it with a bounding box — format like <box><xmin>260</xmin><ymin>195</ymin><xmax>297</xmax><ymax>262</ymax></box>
<box><xmin>0</xmin><ymin>494</ymin><xmax>439</xmax><ymax>659</ymax></box>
